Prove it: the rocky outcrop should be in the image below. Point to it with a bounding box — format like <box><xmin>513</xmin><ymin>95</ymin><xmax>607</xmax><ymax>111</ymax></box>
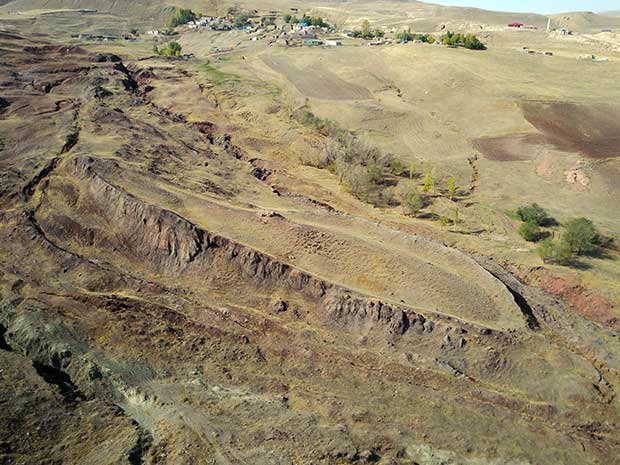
<box><xmin>323</xmin><ymin>293</ymin><xmax>411</xmax><ymax>337</ymax></box>
<box><xmin>65</xmin><ymin>156</ymin><xmax>433</xmax><ymax>338</ymax></box>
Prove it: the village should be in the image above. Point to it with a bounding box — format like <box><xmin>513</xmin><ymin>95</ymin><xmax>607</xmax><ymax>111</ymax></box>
<box><xmin>138</xmin><ymin>6</ymin><xmax>618</xmax><ymax>64</ymax></box>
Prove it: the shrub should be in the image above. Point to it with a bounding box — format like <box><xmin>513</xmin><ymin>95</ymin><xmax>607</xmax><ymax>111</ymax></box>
<box><xmin>367</xmin><ymin>163</ymin><xmax>384</xmax><ymax>184</ymax></box>
<box><xmin>390</xmin><ymin>158</ymin><xmax>406</xmax><ymax>175</ymax></box>
<box><xmin>403</xmin><ymin>190</ymin><xmax>426</xmax><ymax>216</ymax></box>
<box><xmin>516</xmin><ymin>203</ymin><xmax>549</xmax><ymax>226</ymax></box>
<box><xmin>538</xmin><ymin>238</ymin><xmax>573</xmax><ymax>265</ymax></box>
<box><xmin>563</xmin><ymin>217</ymin><xmax>599</xmax><ymax>255</ymax></box>
<box><xmin>158</xmin><ymin>41</ymin><xmax>183</xmax><ymax>57</ymax></box>
<box><xmin>519</xmin><ymin>221</ymin><xmax>542</xmax><ymax>242</ymax></box>
<box><xmin>169</xmin><ymin>8</ymin><xmax>196</xmax><ymax>28</ymax></box>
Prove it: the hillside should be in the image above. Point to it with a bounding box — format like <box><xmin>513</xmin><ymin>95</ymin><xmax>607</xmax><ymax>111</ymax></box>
<box><xmin>1</xmin><ymin>1</ymin><xmax>620</xmax><ymax>465</ymax></box>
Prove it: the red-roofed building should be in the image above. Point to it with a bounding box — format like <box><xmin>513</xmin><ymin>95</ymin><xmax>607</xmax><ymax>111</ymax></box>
<box><xmin>508</xmin><ymin>22</ymin><xmax>524</xmax><ymax>28</ymax></box>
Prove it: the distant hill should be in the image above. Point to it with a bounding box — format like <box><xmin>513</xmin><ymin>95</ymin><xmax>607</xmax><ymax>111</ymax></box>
<box><xmin>550</xmin><ymin>11</ymin><xmax>620</xmax><ymax>31</ymax></box>
<box><xmin>0</xmin><ymin>0</ymin><xmax>174</xmax><ymax>23</ymax></box>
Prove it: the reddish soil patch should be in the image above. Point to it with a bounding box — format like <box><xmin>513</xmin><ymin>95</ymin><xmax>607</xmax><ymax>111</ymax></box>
<box><xmin>521</xmin><ymin>101</ymin><xmax>620</xmax><ymax>159</ymax></box>
<box><xmin>474</xmin><ymin>134</ymin><xmax>544</xmax><ymax>161</ymax></box>
<box><xmin>530</xmin><ymin>269</ymin><xmax>620</xmax><ymax>328</ymax></box>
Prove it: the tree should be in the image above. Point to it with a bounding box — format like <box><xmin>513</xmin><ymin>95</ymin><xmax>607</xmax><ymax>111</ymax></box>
<box><xmin>409</xmin><ymin>161</ymin><xmax>415</xmax><ymax>180</ymax></box>
<box><xmin>403</xmin><ymin>190</ymin><xmax>425</xmax><ymax>216</ymax></box>
<box><xmin>538</xmin><ymin>238</ymin><xmax>573</xmax><ymax>265</ymax></box>
<box><xmin>519</xmin><ymin>221</ymin><xmax>542</xmax><ymax>242</ymax></box>
<box><xmin>361</xmin><ymin>19</ymin><xmax>371</xmax><ymax>37</ymax></box>
<box><xmin>453</xmin><ymin>206</ymin><xmax>460</xmax><ymax>225</ymax></box>
<box><xmin>423</xmin><ymin>171</ymin><xmax>434</xmax><ymax>193</ymax></box>
<box><xmin>233</xmin><ymin>11</ymin><xmax>253</xmax><ymax>28</ymax></box>
<box><xmin>283</xmin><ymin>13</ymin><xmax>292</xmax><ymax>23</ymax></box>
<box><xmin>441</xmin><ymin>31</ymin><xmax>486</xmax><ymax>50</ymax></box>
<box><xmin>158</xmin><ymin>41</ymin><xmax>183</xmax><ymax>57</ymax></box>
<box><xmin>516</xmin><ymin>203</ymin><xmax>549</xmax><ymax>226</ymax></box>
<box><xmin>447</xmin><ymin>176</ymin><xmax>456</xmax><ymax>201</ymax></box>
<box><xmin>563</xmin><ymin>218</ymin><xmax>598</xmax><ymax>255</ymax></box>
<box><xmin>169</xmin><ymin>8</ymin><xmax>196</xmax><ymax>28</ymax></box>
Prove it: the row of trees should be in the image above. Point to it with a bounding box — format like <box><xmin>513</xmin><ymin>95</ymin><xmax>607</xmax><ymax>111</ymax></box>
<box><xmin>283</xmin><ymin>14</ymin><xmax>330</xmax><ymax>28</ymax></box>
<box><xmin>351</xmin><ymin>20</ymin><xmax>385</xmax><ymax>39</ymax></box>
<box><xmin>440</xmin><ymin>31</ymin><xmax>486</xmax><ymax>50</ymax></box>
<box><xmin>296</xmin><ymin>109</ymin><xmax>461</xmax><ymax>223</ymax></box>
<box><xmin>396</xmin><ymin>29</ymin><xmax>436</xmax><ymax>44</ymax></box>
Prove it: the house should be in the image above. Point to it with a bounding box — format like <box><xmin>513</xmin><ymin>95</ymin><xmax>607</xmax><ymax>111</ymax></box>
<box><xmin>325</xmin><ymin>39</ymin><xmax>342</xmax><ymax>46</ymax></box>
<box><xmin>300</xmin><ymin>31</ymin><xmax>317</xmax><ymax>40</ymax></box>
<box><xmin>303</xmin><ymin>39</ymin><xmax>323</xmax><ymax>46</ymax></box>
<box><xmin>508</xmin><ymin>22</ymin><xmax>524</xmax><ymax>28</ymax></box>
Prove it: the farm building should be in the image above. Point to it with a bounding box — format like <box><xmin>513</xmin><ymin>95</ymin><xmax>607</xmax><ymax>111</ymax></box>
<box><xmin>325</xmin><ymin>39</ymin><xmax>342</xmax><ymax>46</ymax></box>
<box><xmin>303</xmin><ymin>39</ymin><xmax>323</xmax><ymax>46</ymax></box>
<box><xmin>508</xmin><ymin>22</ymin><xmax>524</xmax><ymax>28</ymax></box>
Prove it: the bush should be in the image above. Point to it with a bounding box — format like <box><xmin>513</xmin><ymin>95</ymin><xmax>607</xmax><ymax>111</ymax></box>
<box><xmin>519</xmin><ymin>221</ymin><xmax>543</xmax><ymax>242</ymax></box>
<box><xmin>538</xmin><ymin>238</ymin><xmax>573</xmax><ymax>265</ymax></box>
<box><xmin>390</xmin><ymin>158</ymin><xmax>406</xmax><ymax>175</ymax></box>
<box><xmin>563</xmin><ymin>217</ymin><xmax>599</xmax><ymax>255</ymax></box>
<box><xmin>403</xmin><ymin>190</ymin><xmax>426</xmax><ymax>216</ymax></box>
<box><xmin>169</xmin><ymin>8</ymin><xmax>196</xmax><ymax>28</ymax></box>
<box><xmin>157</xmin><ymin>41</ymin><xmax>183</xmax><ymax>57</ymax></box>
<box><xmin>367</xmin><ymin>163</ymin><xmax>384</xmax><ymax>184</ymax></box>
<box><xmin>516</xmin><ymin>203</ymin><xmax>550</xmax><ymax>226</ymax></box>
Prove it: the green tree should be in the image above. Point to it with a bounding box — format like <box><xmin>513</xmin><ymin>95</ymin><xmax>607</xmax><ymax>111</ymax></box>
<box><xmin>516</xmin><ymin>203</ymin><xmax>549</xmax><ymax>226</ymax></box>
<box><xmin>234</xmin><ymin>11</ymin><xmax>253</xmax><ymax>28</ymax></box>
<box><xmin>447</xmin><ymin>176</ymin><xmax>456</xmax><ymax>201</ymax></box>
<box><xmin>160</xmin><ymin>41</ymin><xmax>183</xmax><ymax>57</ymax></box>
<box><xmin>538</xmin><ymin>238</ymin><xmax>573</xmax><ymax>265</ymax></box>
<box><xmin>409</xmin><ymin>161</ymin><xmax>416</xmax><ymax>180</ymax></box>
<box><xmin>453</xmin><ymin>206</ymin><xmax>460</xmax><ymax>225</ymax></box>
<box><xmin>519</xmin><ymin>221</ymin><xmax>542</xmax><ymax>242</ymax></box>
<box><xmin>169</xmin><ymin>8</ymin><xmax>196</xmax><ymax>28</ymax></box>
<box><xmin>361</xmin><ymin>19</ymin><xmax>371</xmax><ymax>37</ymax></box>
<box><xmin>283</xmin><ymin>13</ymin><xmax>292</xmax><ymax>23</ymax></box>
<box><xmin>423</xmin><ymin>171</ymin><xmax>434</xmax><ymax>193</ymax></box>
<box><xmin>563</xmin><ymin>218</ymin><xmax>598</xmax><ymax>255</ymax></box>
